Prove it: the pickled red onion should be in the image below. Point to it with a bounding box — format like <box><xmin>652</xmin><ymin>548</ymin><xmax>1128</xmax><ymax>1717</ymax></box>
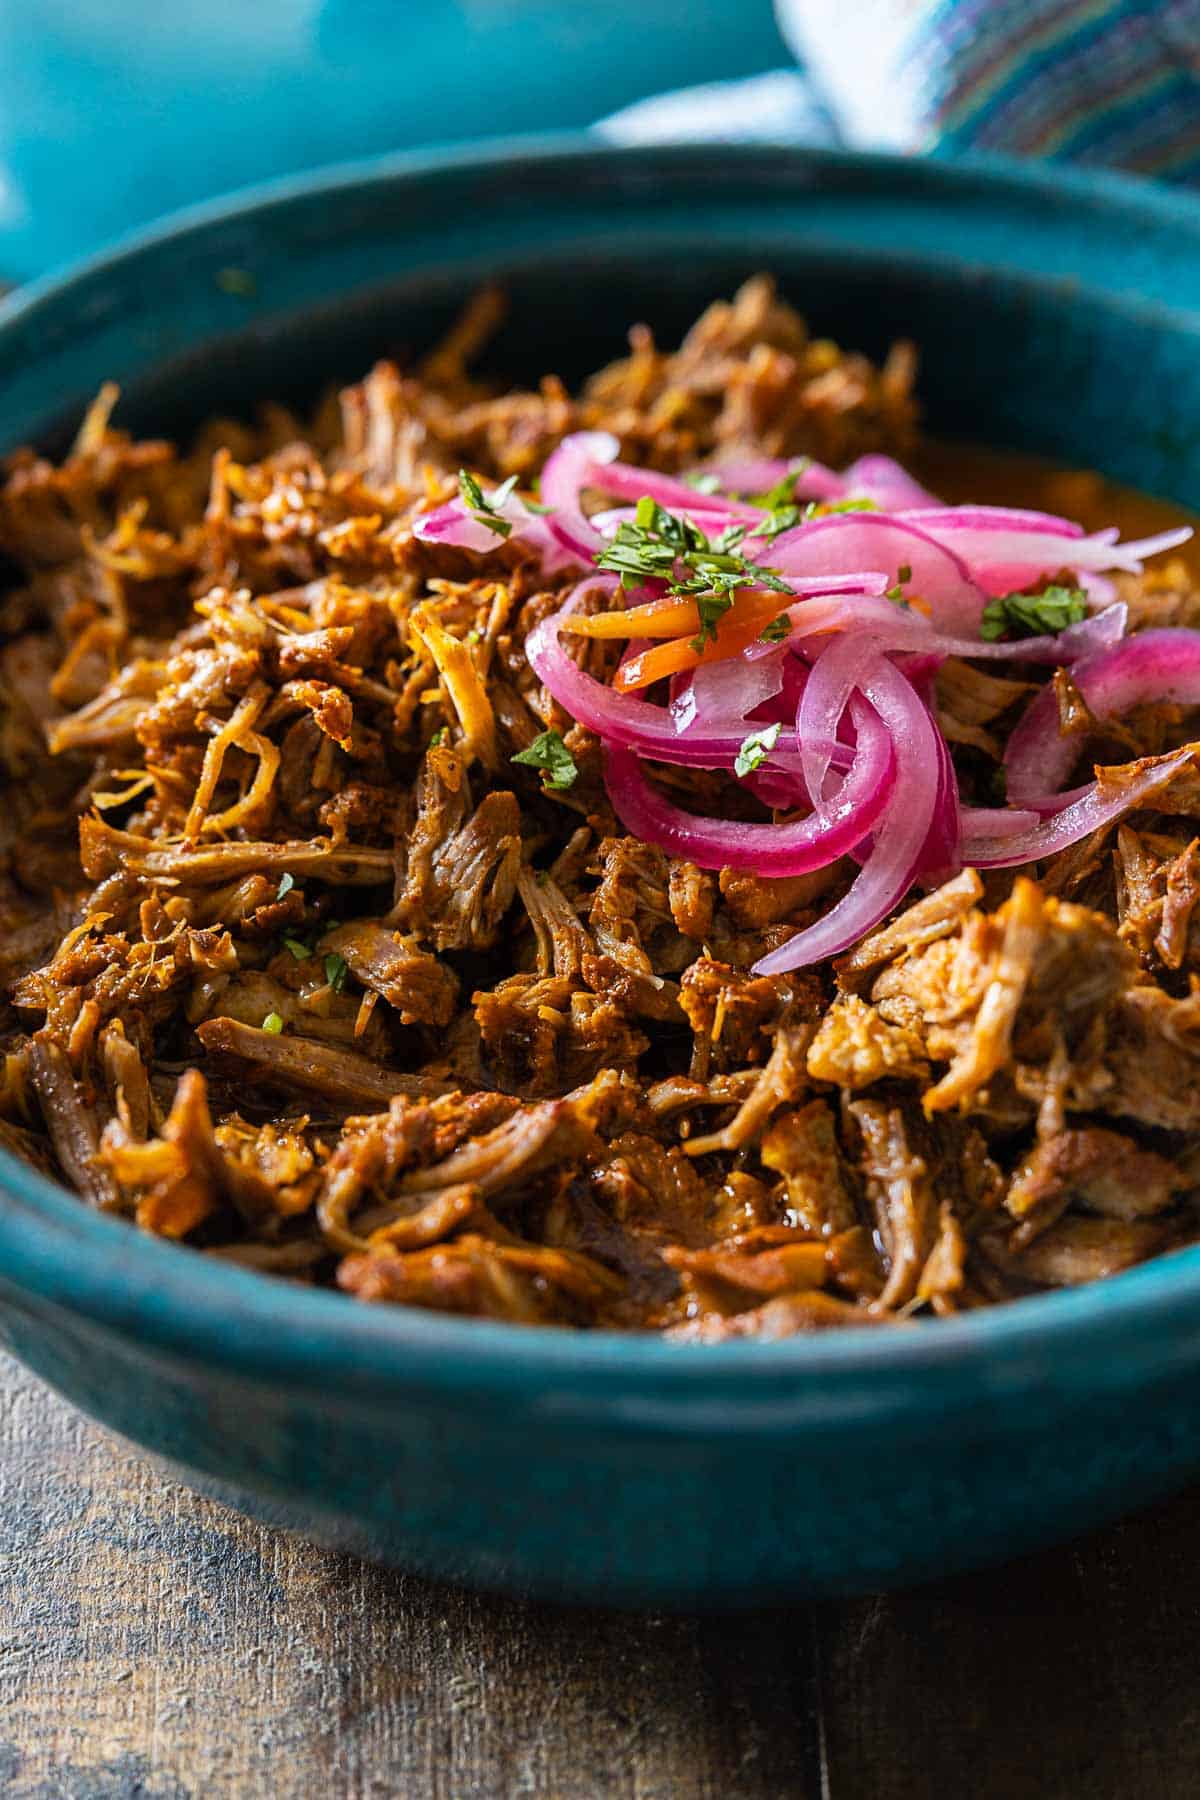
<box><xmin>438</xmin><ymin>440</ymin><xmax>1195</xmax><ymax>969</ymax></box>
<box><xmin>1005</xmin><ymin>627</ymin><xmax>1200</xmax><ymax>805</ymax></box>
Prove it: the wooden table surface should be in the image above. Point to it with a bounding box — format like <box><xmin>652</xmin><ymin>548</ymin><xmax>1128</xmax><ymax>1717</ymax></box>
<box><xmin>2</xmin><ymin>1348</ymin><xmax>1199</xmax><ymax>1800</ymax></box>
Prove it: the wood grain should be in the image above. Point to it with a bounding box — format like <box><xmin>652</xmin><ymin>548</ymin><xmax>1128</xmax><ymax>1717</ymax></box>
<box><xmin>3</xmin><ymin>1346</ymin><xmax>1200</xmax><ymax>1799</ymax></box>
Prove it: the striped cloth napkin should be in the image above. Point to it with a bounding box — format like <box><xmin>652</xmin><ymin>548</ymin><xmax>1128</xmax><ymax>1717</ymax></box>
<box><xmin>600</xmin><ymin>0</ymin><xmax>1200</xmax><ymax>185</ymax></box>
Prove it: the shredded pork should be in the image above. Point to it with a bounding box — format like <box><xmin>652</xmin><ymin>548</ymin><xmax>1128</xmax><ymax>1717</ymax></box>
<box><xmin>1</xmin><ymin>277</ymin><xmax>1199</xmax><ymax>1337</ymax></box>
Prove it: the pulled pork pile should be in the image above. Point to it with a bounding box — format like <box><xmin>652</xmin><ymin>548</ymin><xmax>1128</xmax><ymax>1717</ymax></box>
<box><xmin>2</xmin><ymin>276</ymin><xmax>1199</xmax><ymax>1338</ymax></box>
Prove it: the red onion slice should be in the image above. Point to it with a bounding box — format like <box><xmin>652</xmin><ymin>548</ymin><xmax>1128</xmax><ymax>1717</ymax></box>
<box><xmin>585</xmin><ymin>462</ymin><xmax>764</xmax><ymax>525</ymax></box>
<box><xmin>786</xmin><ymin>590</ymin><xmax>1127</xmax><ymax>666</ymax></box>
<box><xmin>414</xmin><ymin>489</ymin><xmax>575</xmax><ymax>570</ymax></box>
<box><xmin>843</xmin><ymin>455</ymin><xmax>941</xmax><ymax>511</ymax></box>
<box><xmin>797</xmin><ymin>631</ymin><xmax>885</xmax><ymax>806</ymax></box>
<box><xmin>671</xmin><ymin>651</ymin><xmax>786</xmax><ymax>737</ymax></box>
<box><xmin>918</xmin><ymin>723</ymin><xmax>962</xmax><ymax>881</ymax></box>
<box><xmin>752</xmin><ymin>659</ymin><xmax>942</xmax><ymax>973</ymax></box>
<box><xmin>1005</xmin><ymin>626</ymin><xmax>1200</xmax><ymax>805</ymax></box>
<box><xmin>902</xmin><ymin>504</ymin><xmax>1083</xmax><ymax>539</ymax></box>
<box><xmin>923</xmin><ymin>522</ymin><xmax>1191</xmax><ymax>595</ymax></box>
<box><xmin>413</xmin><ymin>499</ymin><xmax>506</xmax><ymax>554</ymax></box>
<box><xmin>603</xmin><ymin>695</ymin><xmax>895</xmax><ymax>877</ymax></box>
<box><xmin>539</xmin><ymin>431</ymin><xmax>621</xmax><ymax>561</ymax></box>
<box><xmin>1080</xmin><ymin>572</ymin><xmax>1119</xmax><ymax>610</ymax></box>
<box><xmin>960</xmin><ymin>805</ymin><xmax>1042</xmax><ymax>836</ymax></box>
<box><xmin>704</xmin><ymin>456</ymin><xmax>846</xmax><ymax>501</ymax></box>
<box><xmin>529</xmin><ymin>598</ymin><xmax>801</xmax><ymax>773</ymax></box>
<box><xmin>763</xmin><ymin>514</ymin><xmax>986</xmax><ymax>633</ymax></box>
<box><xmin>963</xmin><ymin>745</ymin><xmax>1197</xmax><ymax>868</ymax></box>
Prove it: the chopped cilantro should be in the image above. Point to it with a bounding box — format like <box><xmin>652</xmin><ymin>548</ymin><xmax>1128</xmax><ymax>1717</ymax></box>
<box><xmin>751</xmin><ymin>468</ymin><xmax>804</xmax><ymax>512</ymax></box>
<box><xmin>282</xmin><ymin>936</ymin><xmax>312</xmax><ymax>961</ymax></box>
<box><xmin>324</xmin><ymin>952</ymin><xmax>349</xmax><ymax>994</ymax></box>
<box><xmin>594</xmin><ymin>521</ymin><xmax>677</xmax><ymax>588</ymax></box>
<box><xmin>594</xmin><ymin>498</ymin><xmax>794</xmax><ymax>658</ymax></box>
<box><xmin>761</xmin><ymin>494</ymin><xmax>881</xmax><ymax>540</ymax></box>
<box><xmin>734</xmin><ymin>723</ymin><xmax>782</xmax><ymax>778</ymax></box>
<box><xmin>759</xmin><ymin>614</ymin><xmax>792</xmax><ymax>643</ymax></box>
<box><xmin>886</xmin><ymin>563</ymin><xmax>915</xmax><ymax>604</ymax></box>
<box><xmin>276</xmin><ymin>872</ymin><xmax>295</xmax><ymax>900</ymax></box>
<box><xmin>458</xmin><ymin>468</ymin><xmax>515</xmax><ymax>539</ymax></box>
<box><xmin>691</xmin><ymin>592</ymin><xmax>735</xmax><ymax>652</ymax></box>
<box><xmin>511</xmin><ymin>728</ymin><xmax>578</xmax><ymax>792</ymax></box>
<box><xmin>758</xmin><ymin>505</ymin><xmax>803</xmax><ymax>541</ymax></box>
<box><xmin>262</xmin><ymin>1011</ymin><xmax>284</xmax><ymax>1035</ymax></box>
<box><xmin>428</xmin><ymin>727</ymin><xmax>447</xmax><ymax>748</ymax></box>
<box><xmin>979</xmin><ymin>584</ymin><xmax>1088</xmax><ymax>642</ymax></box>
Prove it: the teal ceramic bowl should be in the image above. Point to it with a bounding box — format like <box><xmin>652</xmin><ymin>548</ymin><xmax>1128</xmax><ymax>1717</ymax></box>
<box><xmin>3</xmin><ymin>142</ymin><xmax>1200</xmax><ymax>1608</ymax></box>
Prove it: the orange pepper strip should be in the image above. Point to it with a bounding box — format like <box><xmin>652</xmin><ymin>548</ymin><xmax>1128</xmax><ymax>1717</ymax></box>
<box><xmin>613</xmin><ymin>589</ymin><xmax>790</xmax><ymax>692</ymax></box>
<box><xmin>559</xmin><ymin>596</ymin><xmax>701</xmax><ymax>640</ymax></box>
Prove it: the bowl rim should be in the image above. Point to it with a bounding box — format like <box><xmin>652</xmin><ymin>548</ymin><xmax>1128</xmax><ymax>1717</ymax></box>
<box><xmin>5</xmin><ymin>133</ymin><xmax>1200</xmax><ymax>1412</ymax></box>
<box><xmin>9</xmin><ymin>128</ymin><xmax>1200</xmax><ymax>327</ymax></box>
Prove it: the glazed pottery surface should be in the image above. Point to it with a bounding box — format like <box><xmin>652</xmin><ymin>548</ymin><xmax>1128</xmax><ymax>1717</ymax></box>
<box><xmin>3</xmin><ymin>142</ymin><xmax>1200</xmax><ymax>1605</ymax></box>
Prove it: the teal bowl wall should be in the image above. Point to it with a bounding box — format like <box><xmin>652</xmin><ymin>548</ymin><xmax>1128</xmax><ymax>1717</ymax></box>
<box><xmin>3</xmin><ymin>142</ymin><xmax>1200</xmax><ymax>1606</ymax></box>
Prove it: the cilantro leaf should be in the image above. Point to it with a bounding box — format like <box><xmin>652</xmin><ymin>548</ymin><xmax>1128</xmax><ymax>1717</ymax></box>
<box><xmin>276</xmin><ymin>872</ymin><xmax>295</xmax><ymax>900</ymax></box>
<box><xmin>819</xmin><ymin>497</ymin><xmax>880</xmax><ymax>516</ymax></box>
<box><xmin>734</xmin><ymin>723</ymin><xmax>782</xmax><ymax>778</ymax></box>
<box><xmin>594</xmin><ymin>499</ymin><xmax>795</xmax><ymax>632</ymax></box>
<box><xmin>759</xmin><ymin>614</ymin><xmax>791</xmax><ymax>643</ymax></box>
<box><xmin>324</xmin><ymin>952</ymin><xmax>349</xmax><ymax>994</ymax></box>
<box><xmin>282</xmin><ymin>936</ymin><xmax>312</xmax><ymax>961</ymax></box>
<box><xmin>691</xmin><ymin>593</ymin><xmax>735</xmax><ymax>652</ymax></box>
<box><xmin>712</xmin><ymin>521</ymin><xmax>748</xmax><ymax>554</ymax></box>
<box><xmin>458</xmin><ymin>468</ymin><xmax>486</xmax><ymax>510</ymax></box>
<box><xmin>758</xmin><ymin>505</ymin><xmax>803</xmax><ymax>541</ymax></box>
<box><xmin>979</xmin><ymin>584</ymin><xmax>1088</xmax><ymax>642</ymax></box>
<box><xmin>751</xmin><ymin>467</ymin><xmax>806</xmax><ymax>512</ymax></box>
<box><xmin>511</xmin><ymin>729</ymin><xmax>578</xmax><ymax>792</ymax></box>
<box><xmin>594</xmin><ymin>505</ymin><xmax>682</xmax><ymax>588</ymax></box>
<box><xmin>759</xmin><ymin>493</ymin><xmax>882</xmax><ymax>541</ymax></box>
<box><xmin>458</xmin><ymin>468</ymin><xmax>514</xmax><ymax>539</ymax></box>
<box><xmin>886</xmin><ymin>565</ymin><xmax>914</xmax><ymax>605</ymax></box>
<box><xmin>262</xmin><ymin>1011</ymin><xmax>284</xmax><ymax>1035</ymax></box>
